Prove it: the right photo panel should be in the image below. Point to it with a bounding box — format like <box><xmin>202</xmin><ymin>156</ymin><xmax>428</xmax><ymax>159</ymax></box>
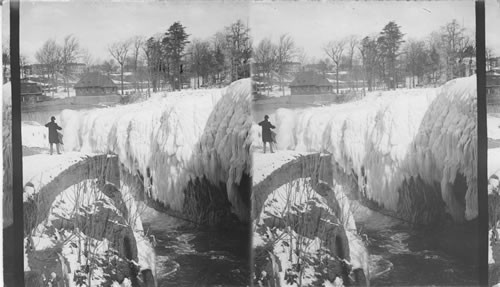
<box><xmin>250</xmin><ymin>1</ymin><xmax>479</xmax><ymax>286</ymax></box>
<box><xmin>487</xmin><ymin>1</ymin><xmax>500</xmax><ymax>287</ymax></box>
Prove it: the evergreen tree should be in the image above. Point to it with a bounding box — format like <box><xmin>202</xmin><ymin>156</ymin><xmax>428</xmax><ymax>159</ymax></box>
<box><xmin>144</xmin><ymin>37</ymin><xmax>163</xmax><ymax>92</ymax></box>
<box><xmin>377</xmin><ymin>21</ymin><xmax>404</xmax><ymax>89</ymax></box>
<box><xmin>359</xmin><ymin>36</ymin><xmax>381</xmax><ymax>91</ymax></box>
<box><xmin>163</xmin><ymin>22</ymin><xmax>190</xmax><ymax>90</ymax></box>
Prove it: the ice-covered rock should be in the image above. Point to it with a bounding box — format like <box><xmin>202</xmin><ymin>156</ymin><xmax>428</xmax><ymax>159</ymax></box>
<box><xmin>265</xmin><ymin>76</ymin><xmax>477</xmax><ymax>222</ymax></box>
<box><xmin>59</xmin><ymin>79</ymin><xmax>252</xmax><ymax>222</ymax></box>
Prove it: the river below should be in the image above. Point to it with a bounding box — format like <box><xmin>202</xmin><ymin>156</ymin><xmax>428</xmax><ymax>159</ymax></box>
<box><xmin>141</xmin><ymin>206</ymin><xmax>250</xmax><ymax>287</ymax></box>
<box><xmin>354</xmin><ymin>202</ymin><xmax>479</xmax><ymax>286</ymax></box>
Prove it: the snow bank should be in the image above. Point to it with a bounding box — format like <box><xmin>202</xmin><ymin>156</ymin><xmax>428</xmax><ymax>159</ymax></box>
<box><xmin>268</xmin><ymin>76</ymin><xmax>477</xmax><ymax>222</ymax></box>
<box><xmin>489</xmin><ymin>148</ymin><xmax>500</xmax><ymax>177</ymax></box>
<box><xmin>59</xmin><ymin>79</ymin><xmax>252</xmax><ymax>220</ymax></box>
<box><xmin>22</xmin><ymin>121</ymin><xmax>49</xmax><ymax>148</ymax></box>
<box><xmin>23</xmin><ymin>152</ymin><xmax>99</xmax><ymax>192</ymax></box>
<box><xmin>488</xmin><ymin>115</ymin><xmax>500</xmax><ymax>140</ymax></box>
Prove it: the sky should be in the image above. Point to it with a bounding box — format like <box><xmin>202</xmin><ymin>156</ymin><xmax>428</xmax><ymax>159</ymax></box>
<box><xmin>250</xmin><ymin>1</ymin><xmax>477</xmax><ymax>59</ymax></box>
<box><xmin>19</xmin><ymin>1</ymin><xmax>250</xmax><ymax>63</ymax></box>
<box><xmin>486</xmin><ymin>0</ymin><xmax>500</xmax><ymax>55</ymax></box>
<box><xmin>12</xmin><ymin>0</ymin><xmax>500</xmax><ymax>63</ymax></box>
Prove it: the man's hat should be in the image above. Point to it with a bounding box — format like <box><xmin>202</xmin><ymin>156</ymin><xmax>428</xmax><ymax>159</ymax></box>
<box><xmin>264</xmin><ymin>115</ymin><xmax>269</xmax><ymax>119</ymax></box>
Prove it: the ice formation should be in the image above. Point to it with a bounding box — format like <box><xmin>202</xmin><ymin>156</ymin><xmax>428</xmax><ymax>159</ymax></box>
<box><xmin>59</xmin><ymin>79</ymin><xmax>252</xmax><ymax>220</ymax></box>
<box><xmin>262</xmin><ymin>76</ymin><xmax>477</xmax><ymax>222</ymax></box>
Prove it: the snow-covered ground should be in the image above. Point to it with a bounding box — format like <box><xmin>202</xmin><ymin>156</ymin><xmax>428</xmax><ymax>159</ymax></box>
<box><xmin>489</xmin><ymin>114</ymin><xmax>500</xmax><ymax>140</ymax></box>
<box><xmin>56</xmin><ymin>79</ymin><xmax>252</xmax><ymax>220</ymax></box>
<box><xmin>252</xmin><ymin>150</ymin><xmax>314</xmax><ymax>185</ymax></box>
<box><xmin>23</xmin><ymin>152</ymin><xmax>99</xmax><ymax>192</ymax></box>
<box><xmin>22</xmin><ymin>121</ymin><xmax>49</xmax><ymax>149</ymax></box>
<box><xmin>258</xmin><ymin>76</ymin><xmax>477</xmax><ymax>222</ymax></box>
<box><xmin>489</xmin><ymin>148</ymin><xmax>500</xmax><ymax>177</ymax></box>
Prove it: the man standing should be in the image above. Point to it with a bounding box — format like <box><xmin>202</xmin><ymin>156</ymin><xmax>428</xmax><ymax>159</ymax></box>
<box><xmin>258</xmin><ymin>115</ymin><xmax>275</xmax><ymax>153</ymax></box>
<box><xmin>45</xmin><ymin>116</ymin><xmax>62</xmax><ymax>155</ymax></box>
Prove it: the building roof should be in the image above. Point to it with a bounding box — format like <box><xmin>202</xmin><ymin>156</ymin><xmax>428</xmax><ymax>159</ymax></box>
<box><xmin>289</xmin><ymin>71</ymin><xmax>332</xmax><ymax>87</ymax></box>
<box><xmin>74</xmin><ymin>72</ymin><xmax>117</xmax><ymax>89</ymax></box>
<box><xmin>20</xmin><ymin>82</ymin><xmax>43</xmax><ymax>96</ymax></box>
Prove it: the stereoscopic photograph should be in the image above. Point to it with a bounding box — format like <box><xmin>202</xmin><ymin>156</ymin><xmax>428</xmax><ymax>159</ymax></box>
<box><xmin>1</xmin><ymin>0</ymin><xmax>498</xmax><ymax>286</ymax></box>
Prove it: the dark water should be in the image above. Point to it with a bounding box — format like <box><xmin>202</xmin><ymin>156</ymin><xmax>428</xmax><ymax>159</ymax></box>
<box><xmin>361</xmin><ymin>222</ymin><xmax>479</xmax><ymax>286</ymax></box>
<box><xmin>143</xmin><ymin>214</ymin><xmax>250</xmax><ymax>287</ymax></box>
<box><xmin>142</xmin><ymin>204</ymin><xmax>477</xmax><ymax>287</ymax></box>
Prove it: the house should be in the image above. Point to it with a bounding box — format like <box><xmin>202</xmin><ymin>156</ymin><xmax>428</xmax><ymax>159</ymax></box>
<box><xmin>487</xmin><ymin>70</ymin><xmax>500</xmax><ymax>104</ymax></box>
<box><xmin>20</xmin><ymin>82</ymin><xmax>44</xmax><ymax>103</ymax></box>
<box><xmin>289</xmin><ymin>71</ymin><xmax>333</xmax><ymax>95</ymax></box>
<box><xmin>74</xmin><ymin>72</ymin><xmax>118</xmax><ymax>96</ymax></box>
<box><xmin>488</xmin><ymin>56</ymin><xmax>500</xmax><ymax>72</ymax></box>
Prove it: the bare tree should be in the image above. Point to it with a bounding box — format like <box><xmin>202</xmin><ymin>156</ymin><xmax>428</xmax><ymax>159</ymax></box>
<box><xmin>487</xmin><ymin>47</ymin><xmax>496</xmax><ymax>71</ymax></box>
<box><xmin>79</xmin><ymin>48</ymin><xmax>93</xmax><ymax>73</ymax></box>
<box><xmin>295</xmin><ymin>47</ymin><xmax>307</xmax><ymax>67</ymax></box>
<box><xmin>347</xmin><ymin>36</ymin><xmax>359</xmax><ymax>90</ymax></box>
<box><xmin>403</xmin><ymin>39</ymin><xmax>428</xmax><ymax>88</ymax></box>
<box><xmin>19</xmin><ymin>54</ymin><xmax>28</xmax><ymax>80</ymax></box>
<box><xmin>35</xmin><ymin>38</ymin><xmax>62</xmax><ymax>87</ymax></box>
<box><xmin>187</xmin><ymin>39</ymin><xmax>214</xmax><ymax>89</ymax></box>
<box><xmin>224</xmin><ymin>20</ymin><xmax>252</xmax><ymax>82</ymax></box>
<box><xmin>212</xmin><ymin>32</ymin><xmax>228</xmax><ymax>86</ymax></box>
<box><xmin>427</xmin><ymin>32</ymin><xmax>444</xmax><ymax>85</ymax></box>
<box><xmin>276</xmin><ymin>34</ymin><xmax>296</xmax><ymax>96</ymax></box>
<box><xmin>254</xmin><ymin>38</ymin><xmax>277</xmax><ymax>95</ymax></box>
<box><xmin>60</xmin><ymin>35</ymin><xmax>81</xmax><ymax>97</ymax></box>
<box><xmin>324</xmin><ymin>39</ymin><xmax>346</xmax><ymax>94</ymax></box>
<box><xmin>131</xmin><ymin>36</ymin><xmax>144</xmax><ymax>91</ymax></box>
<box><xmin>108</xmin><ymin>40</ymin><xmax>131</xmax><ymax>95</ymax></box>
<box><xmin>440</xmin><ymin>19</ymin><xmax>474</xmax><ymax>80</ymax></box>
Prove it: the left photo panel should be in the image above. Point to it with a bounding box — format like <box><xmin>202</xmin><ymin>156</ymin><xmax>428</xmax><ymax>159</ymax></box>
<box><xmin>16</xmin><ymin>1</ymin><xmax>252</xmax><ymax>286</ymax></box>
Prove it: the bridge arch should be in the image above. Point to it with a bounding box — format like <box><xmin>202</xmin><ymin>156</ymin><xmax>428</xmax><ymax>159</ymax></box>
<box><xmin>23</xmin><ymin>154</ymin><xmax>121</xmax><ymax>235</ymax></box>
<box><xmin>251</xmin><ymin>152</ymin><xmax>368</xmax><ymax>284</ymax></box>
<box><xmin>22</xmin><ymin>154</ymin><xmax>161</xmax><ymax>283</ymax></box>
<box><xmin>251</xmin><ymin>153</ymin><xmax>334</xmax><ymax>220</ymax></box>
